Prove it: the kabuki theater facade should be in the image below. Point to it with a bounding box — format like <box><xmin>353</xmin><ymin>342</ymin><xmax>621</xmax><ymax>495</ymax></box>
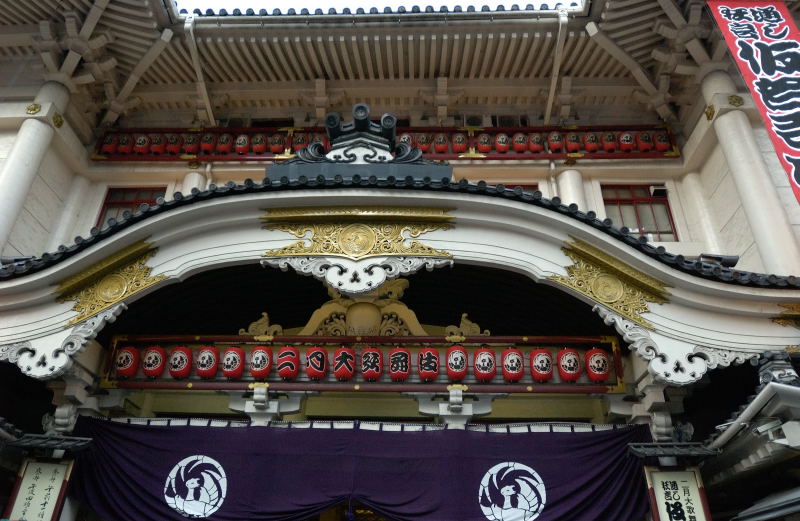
<box><xmin>2</xmin><ymin>1</ymin><xmax>800</xmax><ymax>521</ymax></box>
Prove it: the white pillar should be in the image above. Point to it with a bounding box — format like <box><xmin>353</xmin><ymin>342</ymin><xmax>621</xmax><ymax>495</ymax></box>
<box><xmin>702</xmin><ymin>71</ymin><xmax>800</xmax><ymax>274</ymax></box>
<box><xmin>556</xmin><ymin>168</ymin><xmax>587</xmax><ymax>210</ymax></box>
<box><xmin>181</xmin><ymin>169</ymin><xmax>207</xmax><ymax>193</ymax></box>
<box><xmin>47</xmin><ymin>175</ymin><xmax>89</xmax><ymax>251</ymax></box>
<box><xmin>680</xmin><ymin>172</ymin><xmax>723</xmax><ymax>254</ymax></box>
<box><xmin>0</xmin><ymin>81</ymin><xmax>70</xmax><ymax>252</ymax></box>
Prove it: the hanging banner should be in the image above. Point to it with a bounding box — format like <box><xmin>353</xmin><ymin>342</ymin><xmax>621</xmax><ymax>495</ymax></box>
<box><xmin>2</xmin><ymin>459</ymin><xmax>73</xmax><ymax>521</ymax></box>
<box><xmin>644</xmin><ymin>467</ymin><xmax>712</xmax><ymax>521</ymax></box>
<box><xmin>70</xmin><ymin>417</ymin><xmax>650</xmax><ymax>521</ymax></box>
<box><xmin>708</xmin><ymin>1</ymin><xmax>800</xmax><ymax>204</ymax></box>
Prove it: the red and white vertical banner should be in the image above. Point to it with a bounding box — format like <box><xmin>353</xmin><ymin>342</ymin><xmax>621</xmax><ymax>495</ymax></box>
<box><xmin>709</xmin><ymin>1</ymin><xmax>800</xmax><ymax>204</ymax></box>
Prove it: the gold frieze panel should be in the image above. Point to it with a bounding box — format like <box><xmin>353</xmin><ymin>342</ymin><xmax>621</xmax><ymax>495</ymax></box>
<box><xmin>549</xmin><ymin>238</ymin><xmax>670</xmax><ymax>329</ymax></box>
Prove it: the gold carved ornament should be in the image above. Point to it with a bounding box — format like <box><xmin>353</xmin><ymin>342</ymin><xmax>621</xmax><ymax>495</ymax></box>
<box><xmin>261</xmin><ymin>206</ymin><xmax>453</xmax><ymax>260</ymax></box>
<box><xmin>56</xmin><ymin>241</ymin><xmax>166</xmax><ymax>326</ymax></box>
<box><xmin>549</xmin><ymin>238</ymin><xmax>670</xmax><ymax>329</ymax></box>
<box><xmin>772</xmin><ymin>304</ymin><xmax>800</xmax><ymax>328</ymax></box>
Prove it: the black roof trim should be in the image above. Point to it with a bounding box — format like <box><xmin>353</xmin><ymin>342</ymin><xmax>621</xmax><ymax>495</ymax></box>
<box><xmin>1</xmin><ymin>176</ymin><xmax>799</xmax><ymax>288</ymax></box>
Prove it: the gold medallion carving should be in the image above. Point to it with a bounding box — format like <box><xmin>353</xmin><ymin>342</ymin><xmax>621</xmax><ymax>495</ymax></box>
<box><xmin>261</xmin><ymin>206</ymin><xmax>453</xmax><ymax>260</ymax></box>
<box><xmin>56</xmin><ymin>241</ymin><xmax>166</xmax><ymax>326</ymax></box>
<box><xmin>549</xmin><ymin>238</ymin><xmax>670</xmax><ymax>329</ymax></box>
<box><xmin>52</xmin><ymin>113</ymin><xmax>63</xmax><ymax>128</ymax></box>
<box><xmin>26</xmin><ymin>103</ymin><xmax>41</xmax><ymax>115</ymax></box>
<box><xmin>728</xmin><ymin>95</ymin><xmax>744</xmax><ymax>107</ymax></box>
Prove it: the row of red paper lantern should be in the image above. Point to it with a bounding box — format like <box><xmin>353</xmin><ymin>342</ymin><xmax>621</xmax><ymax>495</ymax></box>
<box><xmin>99</xmin><ymin>133</ymin><xmax>329</xmax><ymax>156</ymax></box>
<box><xmin>115</xmin><ymin>345</ymin><xmax>612</xmax><ymax>383</ymax></box>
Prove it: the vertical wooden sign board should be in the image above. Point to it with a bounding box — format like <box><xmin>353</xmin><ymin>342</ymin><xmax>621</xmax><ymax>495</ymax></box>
<box><xmin>644</xmin><ymin>467</ymin><xmax>713</xmax><ymax>521</ymax></box>
<box><xmin>2</xmin><ymin>459</ymin><xmax>73</xmax><ymax>521</ymax></box>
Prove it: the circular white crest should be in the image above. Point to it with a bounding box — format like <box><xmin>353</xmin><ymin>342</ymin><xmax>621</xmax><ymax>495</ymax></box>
<box><xmin>479</xmin><ymin>462</ymin><xmax>546</xmax><ymax>521</ymax></box>
<box><xmin>164</xmin><ymin>455</ymin><xmax>227</xmax><ymax>518</ymax></box>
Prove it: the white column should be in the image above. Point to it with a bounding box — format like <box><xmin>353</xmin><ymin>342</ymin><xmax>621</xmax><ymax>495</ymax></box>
<box><xmin>47</xmin><ymin>175</ymin><xmax>89</xmax><ymax>251</ymax></box>
<box><xmin>0</xmin><ymin>81</ymin><xmax>70</xmax><ymax>252</ymax></box>
<box><xmin>702</xmin><ymin>71</ymin><xmax>800</xmax><ymax>274</ymax></box>
<box><xmin>181</xmin><ymin>169</ymin><xmax>207</xmax><ymax>193</ymax></box>
<box><xmin>680</xmin><ymin>172</ymin><xmax>723</xmax><ymax>254</ymax></box>
<box><xmin>556</xmin><ymin>168</ymin><xmax>588</xmax><ymax>210</ymax></box>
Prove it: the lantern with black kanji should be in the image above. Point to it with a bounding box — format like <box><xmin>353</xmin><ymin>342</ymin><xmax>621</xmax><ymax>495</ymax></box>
<box><xmin>333</xmin><ymin>346</ymin><xmax>356</xmax><ymax>381</ymax></box>
<box><xmin>100</xmin><ymin>134</ymin><xmax>118</xmax><ymax>155</ymax></box>
<box><xmin>494</xmin><ymin>133</ymin><xmax>510</xmax><ymax>153</ymax></box>
<box><xmin>235</xmin><ymin>134</ymin><xmax>250</xmax><ymax>154</ymax></box>
<box><xmin>216</xmin><ymin>133</ymin><xmax>233</xmax><ymax>154</ymax></box>
<box><xmin>182</xmin><ymin>134</ymin><xmax>199</xmax><ymax>154</ymax></box>
<box><xmin>474</xmin><ymin>347</ymin><xmax>496</xmax><ymax>383</ymax></box>
<box><xmin>133</xmin><ymin>134</ymin><xmax>151</xmax><ymax>154</ymax></box>
<box><xmin>528</xmin><ymin>133</ymin><xmax>544</xmax><ymax>152</ymax></box>
<box><xmin>452</xmin><ymin>133</ymin><xmax>468</xmax><ymax>153</ymax></box>
<box><xmin>276</xmin><ymin>346</ymin><xmax>300</xmax><ymax>380</ymax></box>
<box><xmin>601</xmin><ymin>132</ymin><xmax>617</xmax><ymax>152</ymax></box>
<box><xmin>565</xmin><ymin>132</ymin><xmax>581</xmax><ymax>153</ymax></box>
<box><xmin>583</xmin><ymin>132</ymin><xmax>599</xmax><ymax>152</ymax></box>
<box><xmin>433</xmin><ymin>133</ymin><xmax>449</xmax><ymax>153</ymax></box>
<box><xmin>269</xmin><ymin>134</ymin><xmax>285</xmax><ymax>153</ymax></box>
<box><xmin>512</xmin><ymin>132</ymin><xmax>528</xmax><ymax>152</ymax></box>
<box><xmin>585</xmin><ymin>348</ymin><xmax>611</xmax><ymax>383</ymax></box>
<box><xmin>142</xmin><ymin>345</ymin><xmax>167</xmax><ymax>378</ymax></box>
<box><xmin>399</xmin><ymin>133</ymin><xmax>414</xmax><ymax>148</ymax></box>
<box><xmin>501</xmin><ymin>348</ymin><xmax>524</xmax><ymax>383</ymax></box>
<box><xmin>114</xmin><ymin>346</ymin><xmax>139</xmax><ymax>379</ymax></box>
<box><xmin>292</xmin><ymin>133</ymin><xmax>308</xmax><ymax>151</ymax></box>
<box><xmin>418</xmin><ymin>347</ymin><xmax>440</xmax><ymax>382</ymax></box>
<box><xmin>117</xmin><ymin>134</ymin><xmax>133</xmax><ymax>154</ymax></box>
<box><xmin>476</xmin><ymin>133</ymin><xmax>493</xmax><ymax>153</ymax></box>
<box><xmin>618</xmin><ymin>131</ymin><xmax>634</xmax><ymax>152</ymax></box>
<box><xmin>654</xmin><ymin>132</ymin><xmax>671</xmax><ymax>152</ymax></box>
<box><xmin>250</xmin><ymin>346</ymin><xmax>272</xmax><ymax>380</ymax></box>
<box><xmin>416</xmin><ymin>133</ymin><xmax>432</xmax><ymax>152</ymax></box>
<box><xmin>165</xmin><ymin>133</ymin><xmax>182</xmax><ymax>154</ymax></box>
<box><xmin>546</xmin><ymin>131</ymin><xmax>563</xmax><ymax>152</ymax></box>
<box><xmin>361</xmin><ymin>347</ymin><xmax>383</xmax><ymax>381</ymax></box>
<box><xmin>200</xmin><ymin>133</ymin><xmax>217</xmax><ymax>154</ymax></box>
<box><xmin>635</xmin><ymin>131</ymin><xmax>653</xmax><ymax>152</ymax></box>
<box><xmin>389</xmin><ymin>346</ymin><xmax>411</xmax><ymax>381</ymax></box>
<box><xmin>557</xmin><ymin>348</ymin><xmax>581</xmax><ymax>382</ymax></box>
<box><xmin>222</xmin><ymin>346</ymin><xmax>245</xmax><ymax>379</ymax></box>
<box><xmin>305</xmin><ymin>346</ymin><xmax>328</xmax><ymax>380</ymax></box>
<box><xmin>149</xmin><ymin>134</ymin><xmax>166</xmax><ymax>154</ymax></box>
<box><xmin>529</xmin><ymin>348</ymin><xmax>553</xmax><ymax>383</ymax></box>
<box><xmin>252</xmin><ymin>134</ymin><xmax>267</xmax><ymax>154</ymax></box>
<box><xmin>196</xmin><ymin>346</ymin><xmax>219</xmax><ymax>379</ymax></box>
<box><xmin>446</xmin><ymin>345</ymin><xmax>468</xmax><ymax>381</ymax></box>
<box><xmin>168</xmin><ymin>346</ymin><xmax>192</xmax><ymax>379</ymax></box>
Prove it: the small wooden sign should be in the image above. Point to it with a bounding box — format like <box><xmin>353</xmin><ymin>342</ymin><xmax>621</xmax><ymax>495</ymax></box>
<box><xmin>3</xmin><ymin>459</ymin><xmax>73</xmax><ymax>521</ymax></box>
<box><xmin>644</xmin><ymin>466</ymin><xmax>713</xmax><ymax>521</ymax></box>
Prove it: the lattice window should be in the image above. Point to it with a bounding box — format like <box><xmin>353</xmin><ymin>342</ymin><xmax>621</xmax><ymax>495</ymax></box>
<box><xmin>97</xmin><ymin>187</ymin><xmax>166</xmax><ymax>227</ymax></box>
<box><xmin>602</xmin><ymin>185</ymin><xmax>678</xmax><ymax>242</ymax></box>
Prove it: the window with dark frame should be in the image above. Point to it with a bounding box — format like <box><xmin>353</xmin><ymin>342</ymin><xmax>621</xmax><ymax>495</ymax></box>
<box><xmin>601</xmin><ymin>185</ymin><xmax>678</xmax><ymax>242</ymax></box>
<box><xmin>96</xmin><ymin>187</ymin><xmax>166</xmax><ymax>227</ymax></box>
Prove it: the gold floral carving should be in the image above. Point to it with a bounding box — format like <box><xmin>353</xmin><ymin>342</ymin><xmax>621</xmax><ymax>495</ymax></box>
<box><xmin>26</xmin><ymin>103</ymin><xmax>41</xmax><ymax>114</ymax></box>
<box><xmin>728</xmin><ymin>95</ymin><xmax>744</xmax><ymax>107</ymax></box>
<box><xmin>238</xmin><ymin>312</ymin><xmax>284</xmax><ymax>336</ymax></box>
<box><xmin>52</xmin><ymin>113</ymin><xmax>63</xmax><ymax>128</ymax></box>
<box><xmin>56</xmin><ymin>242</ymin><xmax>166</xmax><ymax>326</ymax></box>
<box><xmin>445</xmin><ymin>313</ymin><xmax>490</xmax><ymax>338</ymax></box>
<box><xmin>772</xmin><ymin>304</ymin><xmax>800</xmax><ymax>328</ymax></box>
<box><xmin>705</xmin><ymin>105</ymin><xmax>715</xmax><ymax>121</ymax></box>
<box><xmin>261</xmin><ymin>206</ymin><xmax>453</xmax><ymax>260</ymax></box>
<box><xmin>549</xmin><ymin>238</ymin><xmax>670</xmax><ymax>329</ymax></box>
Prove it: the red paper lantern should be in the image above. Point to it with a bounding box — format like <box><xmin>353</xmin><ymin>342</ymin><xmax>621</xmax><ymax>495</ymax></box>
<box><xmin>361</xmin><ymin>347</ymin><xmax>383</xmax><ymax>381</ymax></box>
<box><xmin>528</xmin><ymin>133</ymin><xmax>544</xmax><ymax>152</ymax></box>
<box><xmin>452</xmin><ymin>133</ymin><xmax>468</xmax><ymax>153</ymax></box>
<box><xmin>235</xmin><ymin>134</ymin><xmax>250</xmax><ymax>154</ymax></box>
<box><xmin>474</xmin><ymin>347</ymin><xmax>496</xmax><ymax>383</ymax></box>
<box><xmin>117</xmin><ymin>134</ymin><xmax>133</xmax><ymax>154</ymax></box>
<box><xmin>446</xmin><ymin>345</ymin><xmax>468</xmax><ymax>382</ymax></box>
<box><xmin>546</xmin><ymin>131</ymin><xmax>563</xmax><ymax>152</ymax></box>
<box><xmin>182</xmin><ymin>134</ymin><xmax>199</xmax><ymax>154</ymax></box>
<box><xmin>200</xmin><ymin>133</ymin><xmax>217</xmax><ymax>154</ymax></box>
<box><xmin>165</xmin><ymin>133</ymin><xmax>182</xmax><ymax>154</ymax></box>
<box><xmin>114</xmin><ymin>346</ymin><xmax>139</xmax><ymax>379</ymax></box>
<box><xmin>221</xmin><ymin>346</ymin><xmax>245</xmax><ymax>379</ymax></box>
<box><xmin>149</xmin><ymin>134</ymin><xmax>166</xmax><ymax>154</ymax></box>
<box><xmin>250</xmin><ymin>346</ymin><xmax>272</xmax><ymax>380</ymax></box>
<box><xmin>292</xmin><ymin>133</ymin><xmax>308</xmax><ymax>151</ymax></box>
<box><xmin>142</xmin><ymin>345</ymin><xmax>167</xmax><ymax>379</ymax></box>
<box><xmin>557</xmin><ymin>348</ymin><xmax>581</xmax><ymax>382</ymax></box>
<box><xmin>529</xmin><ymin>349</ymin><xmax>553</xmax><ymax>383</ymax></box>
<box><xmin>100</xmin><ymin>134</ymin><xmax>118</xmax><ymax>155</ymax></box>
<box><xmin>251</xmin><ymin>133</ymin><xmax>267</xmax><ymax>154</ymax></box>
<box><xmin>476</xmin><ymin>133</ymin><xmax>493</xmax><ymax>153</ymax></box>
<box><xmin>389</xmin><ymin>346</ymin><xmax>411</xmax><ymax>381</ymax></box>
<box><xmin>585</xmin><ymin>348</ymin><xmax>611</xmax><ymax>383</ymax></box>
<box><xmin>196</xmin><ymin>346</ymin><xmax>219</xmax><ymax>379</ymax></box>
<box><xmin>133</xmin><ymin>134</ymin><xmax>151</xmax><ymax>154</ymax></box>
<box><xmin>168</xmin><ymin>346</ymin><xmax>192</xmax><ymax>379</ymax></box>
<box><xmin>494</xmin><ymin>133</ymin><xmax>510</xmax><ymax>153</ymax></box>
<box><xmin>418</xmin><ymin>347</ymin><xmax>440</xmax><ymax>382</ymax></box>
<box><xmin>398</xmin><ymin>133</ymin><xmax>414</xmax><ymax>148</ymax></box>
<box><xmin>635</xmin><ymin>131</ymin><xmax>653</xmax><ymax>152</ymax></box>
<box><xmin>305</xmin><ymin>346</ymin><xmax>328</xmax><ymax>380</ymax></box>
<box><xmin>654</xmin><ymin>132</ymin><xmax>671</xmax><ymax>152</ymax></box>
<box><xmin>216</xmin><ymin>133</ymin><xmax>233</xmax><ymax>154</ymax></box>
<box><xmin>269</xmin><ymin>134</ymin><xmax>285</xmax><ymax>153</ymax></box>
<box><xmin>512</xmin><ymin>133</ymin><xmax>528</xmax><ymax>152</ymax></box>
<box><xmin>333</xmin><ymin>346</ymin><xmax>356</xmax><ymax>381</ymax></box>
<box><xmin>619</xmin><ymin>131</ymin><xmax>635</xmax><ymax>152</ymax></box>
<box><xmin>501</xmin><ymin>348</ymin><xmax>524</xmax><ymax>383</ymax></box>
<box><xmin>416</xmin><ymin>134</ymin><xmax>432</xmax><ymax>152</ymax></box>
<box><xmin>276</xmin><ymin>346</ymin><xmax>300</xmax><ymax>380</ymax></box>
<box><xmin>583</xmin><ymin>132</ymin><xmax>599</xmax><ymax>152</ymax></box>
<box><xmin>565</xmin><ymin>132</ymin><xmax>581</xmax><ymax>153</ymax></box>
<box><xmin>601</xmin><ymin>132</ymin><xmax>618</xmax><ymax>152</ymax></box>
<box><xmin>433</xmin><ymin>133</ymin><xmax>449</xmax><ymax>153</ymax></box>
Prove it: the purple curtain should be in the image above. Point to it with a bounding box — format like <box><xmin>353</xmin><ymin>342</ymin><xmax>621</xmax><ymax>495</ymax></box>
<box><xmin>71</xmin><ymin>417</ymin><xmax>650</xmax><ymax>521</ymax></box>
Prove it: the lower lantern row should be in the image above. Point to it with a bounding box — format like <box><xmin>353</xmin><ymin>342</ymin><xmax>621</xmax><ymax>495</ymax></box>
<box><xmin>113</xmin><ymin>345</ymin><xmax>614</xmax><ymax>384</ymax></box>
